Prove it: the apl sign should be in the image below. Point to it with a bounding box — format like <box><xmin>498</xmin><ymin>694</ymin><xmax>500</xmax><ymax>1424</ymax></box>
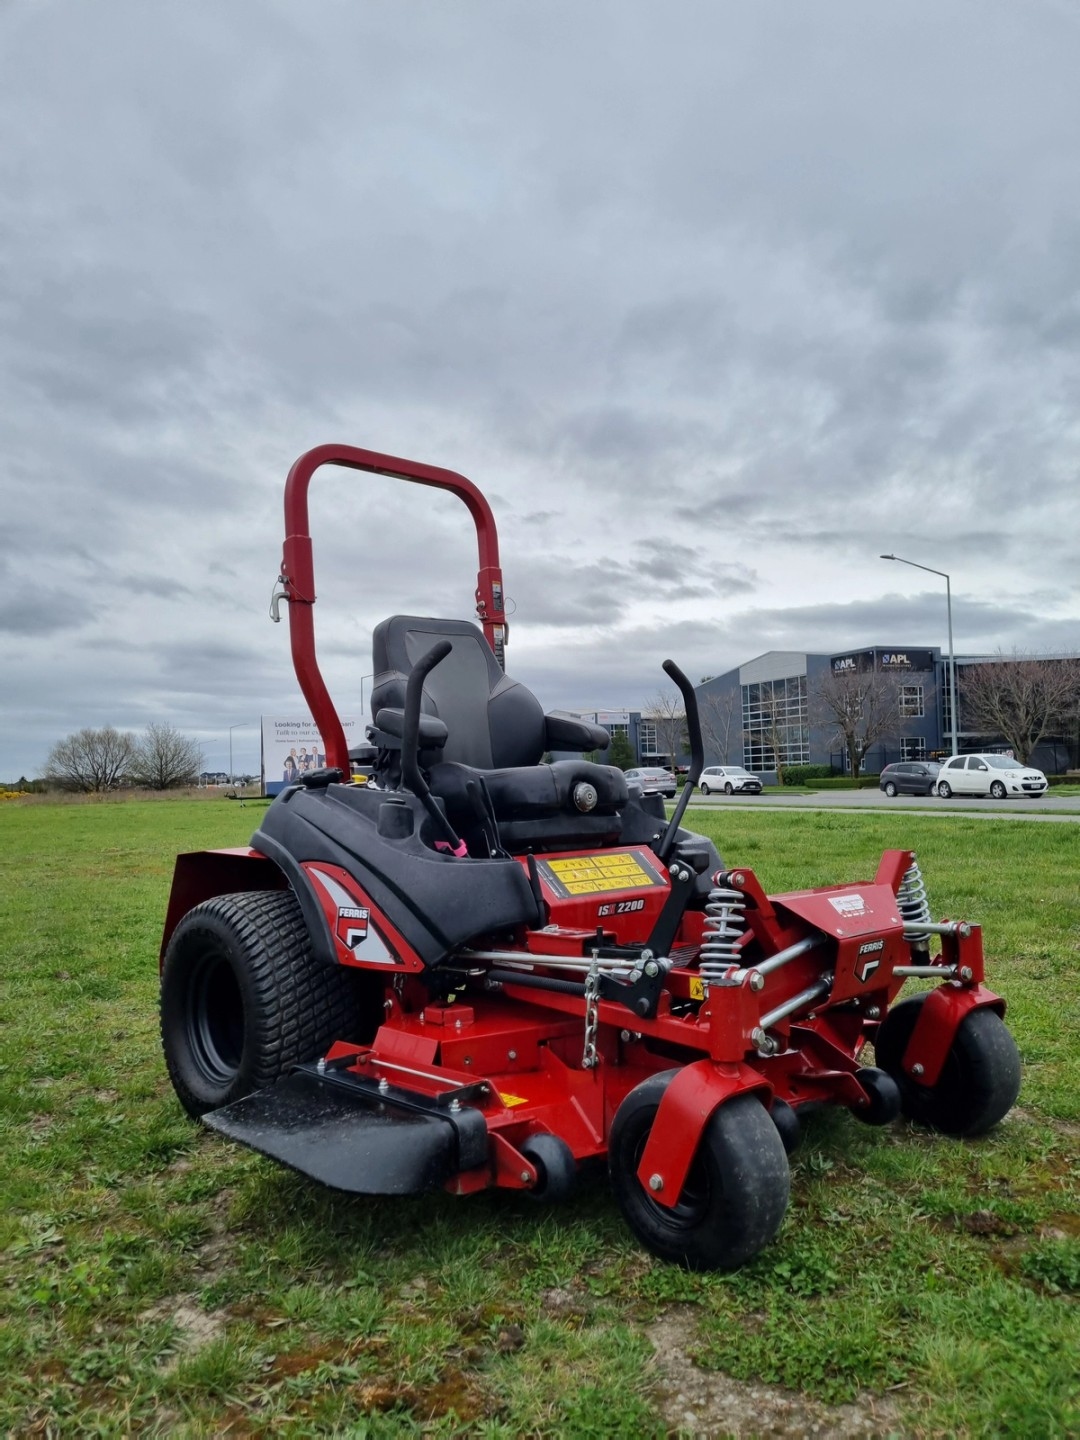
<box><xmin>832</xmin><ymin>649</ymin><xmax>933</xmax><ymax>674</ymax></box>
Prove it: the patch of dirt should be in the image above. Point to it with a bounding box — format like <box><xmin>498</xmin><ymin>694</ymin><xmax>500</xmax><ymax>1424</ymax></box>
<box><xmin>646</xmin><ymin>1306</ymin><xmax>903</xmax><ymax>1438</ymax></box>
<box><xmin>540</xmin><ymin>1285</ymin><xmax>592</xmax><ymax>1320</ymax></box>
<box><xmin>1010</xmin><ymin>1105</ymin><xmax>1080</xmax><ymax>1141</ymax></box>
<box><xmin>138</xmin><ymin>1298</ymin><xmax>228</xmax><ymax>1370</ymax></box>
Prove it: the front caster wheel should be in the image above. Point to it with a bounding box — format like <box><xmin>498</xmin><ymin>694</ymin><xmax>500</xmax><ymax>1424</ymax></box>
<box><xmin>608</xmin><ymin>1074</ymin><xmax>790</xmax><ymax>1270</ymax></box>
<box><xmin>874</xmin><ymin>996</ymin><xmax>1021</xmax><ymax>1137</ymax></box>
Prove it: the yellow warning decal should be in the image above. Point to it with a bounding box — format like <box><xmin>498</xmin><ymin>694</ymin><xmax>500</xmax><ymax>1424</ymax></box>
<box><xmin>498</xmin><ymin>1092</ymin><xmax>528</xmax><ymax>1108</ymax></box>
<box><xmin>538</xmin><ymin>849</ymin><xmax>665</xmax><ymax>899</ymax></box>
<box><xmin>688</xmin><ymin>976</ymin><xmax>705</xmax><ymax>1001</ymax></box>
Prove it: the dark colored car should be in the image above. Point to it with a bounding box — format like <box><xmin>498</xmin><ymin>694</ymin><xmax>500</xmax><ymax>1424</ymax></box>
<box><xmin>878</xmin><ymin>761</ymin><xmax>941</xmax><ymax>797</ymax></box>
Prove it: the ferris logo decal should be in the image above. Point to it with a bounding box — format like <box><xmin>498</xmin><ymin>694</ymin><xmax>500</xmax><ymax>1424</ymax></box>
<box><xmin>856</xmin><ymin>938</ymin><xmax>884</xmax><ymax>983</ymax></box>
<box><xmin>336</xmin><ymin>906</ymin><xmax>370</xmax><ymax>950</ymax></box>
<box><xmin>828</xmin><ymin>893</ymin><xmax>866</xmax><ymax>916</ymax></box>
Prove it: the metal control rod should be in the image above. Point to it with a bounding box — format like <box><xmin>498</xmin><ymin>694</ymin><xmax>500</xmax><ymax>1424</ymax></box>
<box><xmin>758</xmin><ymin>977</ymin><xmax>832</xmax><ymax>1032</ymax></box>
<box><xmin>729</xmin><ymin>935</ymin><xmax>823</xmax><ymax>983</ymax></box>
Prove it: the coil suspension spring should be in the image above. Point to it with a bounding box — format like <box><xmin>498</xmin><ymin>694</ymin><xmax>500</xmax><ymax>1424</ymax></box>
<box><xmin>700</xmin><ymin>880</ymin><xmax>747</xmax><ymax>983</ymax></box>
<box><xmin>897</xmin><ymin>856</ymin><xmax>932</xmax><ymax>943</ymax></box>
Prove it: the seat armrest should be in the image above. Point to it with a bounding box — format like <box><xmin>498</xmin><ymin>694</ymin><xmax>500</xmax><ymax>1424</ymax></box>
<box><xmin>544</xmin><ymin>711</ymin><xmax>610</xmax><ymax>752</ymax></box>
<box><xmin>374</xmin><ymin>708</ymin><xmax>449</xmax><ymax>749</ymax></box>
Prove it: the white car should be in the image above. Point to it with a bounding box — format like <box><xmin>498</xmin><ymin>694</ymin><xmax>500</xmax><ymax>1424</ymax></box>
<box><xmin>699</xmin><ymin>765</ymin><xmax>763</xmax><ymax>795</ymax></box>
<box><xmin>935</xmin><ymin>753</ymin><xmax>1048</xmax><ymax>799</ymax></box>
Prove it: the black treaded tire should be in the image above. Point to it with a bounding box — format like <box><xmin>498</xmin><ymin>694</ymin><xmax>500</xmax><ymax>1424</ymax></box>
<box><xmin>608</xmin><ymin>1073</ymin><xmax>790</xmax><ymax>1270</ymax></box>
<box><xmin>724</xmin><ymin>782</ymin><xmax>734</xmax><ymax>795</ymax></box>
<box><xmin>849</xmin><ymin>1065</ymin><xmax>902</xmax><ymax>1126</ymax></box>
<box><xmin>990</xmin><ymin>780</ymin><xmax>1007</xmax><ymax>799</ymax></box>
<box><xmin>700</xmin><ymin>783</ymin><xmax>711</xmax><ymax>795</ymax></box>
<box><xmin>161</xmin><ymin>890</ymin><xmax>375</xmax><ymax>1119</ymax></box>
<box><xmin>520</xmin><ymin>1132</ymin><xmax>577</xmax><ymax>1203</ymax></box>
<box><xmin>874</xmin><ymin>995</ymin><xmax>1021</xmax><ymax>1137</ymax></box>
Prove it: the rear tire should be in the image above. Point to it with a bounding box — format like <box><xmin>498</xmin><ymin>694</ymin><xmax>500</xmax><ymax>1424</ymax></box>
<box><xmin>884</xmin><ymin>782</ymin><xmax>898</xmax><ymax>797</ymax></box>
<box><xmin>874</xmin><ymin>996</ymin><xmax>1020</xmax><ymax>1137</ymax></box>
<box><xmin>609</xmin><ymin>1074</ymin><xmax>790</xmax><ymax>1270</ymax></box>
<box><xmin>161</xmin><ymin>890</ymin><xmax>375</xmax><ymax>1119</ymax></box>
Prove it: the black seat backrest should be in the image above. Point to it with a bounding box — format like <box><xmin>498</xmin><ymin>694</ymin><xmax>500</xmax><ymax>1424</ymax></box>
<box><xmin>370</xmin><ymin>616</ymin><xmax>546</xmax><ymax>770</ymax></box>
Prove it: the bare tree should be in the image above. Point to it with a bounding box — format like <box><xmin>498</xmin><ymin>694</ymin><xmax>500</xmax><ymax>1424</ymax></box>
<box><xmin>813</xmin><ymin>668</ymin><xmax>904</xmax><ymax>779</ymax></box>
<box><xmin>130</xmin><ymin>722</ymin><xmax>203</xmax><ymax>790</ymax></box>
<box><xmin>959</xmin><ymin>652</ymin><xmax>1080</xmax><ymax>764</ymax></box>
<box><xmin>44</xmin><ymin>727</ymin><xmax>136</xmax><ymax>792</ymax></box>
<box><xmin>699</xmin><ymin>688</ymin><xmax>742</xmax><ymax>765</ymax></box>
<box><xmin>642</xmin><ymin>690</ymin><xmax>686</xmax><ymax>768</ymax></box>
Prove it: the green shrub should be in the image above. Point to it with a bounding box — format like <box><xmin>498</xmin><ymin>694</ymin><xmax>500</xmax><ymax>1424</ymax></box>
<box><xmin>781</xmin><ymin>765</ymin><xmax>836</xmax><ymax>787</ymax></box>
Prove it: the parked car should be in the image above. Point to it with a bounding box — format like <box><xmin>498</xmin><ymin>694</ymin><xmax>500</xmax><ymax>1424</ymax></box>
<box><xmin>878</xmin><ymin>761</ymin><xmax>941</xmax><ymax>797</ymax></box>
<box><xmin>935</xmin><ymin>753</ymin><xmax>1048</xmax><ymax>799</ymax></box>
<box><xmin>623</xmin><ymin>766</ymin><xmax>677</xmax><ymax>798</ymax></box>
<box><xmin>699</xmin><ymin>765</ymin><xmax>763</xmax><ymax>795</ymax></box>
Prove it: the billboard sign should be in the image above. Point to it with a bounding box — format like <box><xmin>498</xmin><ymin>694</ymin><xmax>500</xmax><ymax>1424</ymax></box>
<box><xmin>832</xmin><ymin>649</ymin><xmax>935</xmax><ymax>674</ymax></box>
<box><xmin>878</xmin><ymin>649</ymin><xmax>934</xmax><ymax>671</ymax></box>
<box><xmin>262</xmin><ymin>715</ymin><xmax>363</xmax><ymax>796</ymax></box>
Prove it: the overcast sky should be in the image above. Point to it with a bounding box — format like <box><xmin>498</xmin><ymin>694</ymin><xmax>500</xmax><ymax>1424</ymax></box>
<box><xmin>3</xmin><ymin>1</ymin><xmax>1078</xmax><ymax>780</ymax></box>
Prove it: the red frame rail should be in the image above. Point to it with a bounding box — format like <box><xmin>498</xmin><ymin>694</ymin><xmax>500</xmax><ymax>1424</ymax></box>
<box><xmin>279</xmin><ymin>444</ymin><xmax>507</xmax><ymax>776</ymax></box>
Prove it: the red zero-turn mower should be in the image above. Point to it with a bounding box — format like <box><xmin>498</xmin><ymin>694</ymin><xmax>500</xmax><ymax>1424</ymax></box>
<box><xmin>160</xmin><ymin>445</ymin><xmax>1022</xmax><ymax>1270</ymax></box>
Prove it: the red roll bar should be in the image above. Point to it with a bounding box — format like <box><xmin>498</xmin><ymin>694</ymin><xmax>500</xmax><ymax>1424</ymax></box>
<box><xmin>276</xmin><ymin>443</ymin><xmax>507</xmax><ymax>777</ymax></box>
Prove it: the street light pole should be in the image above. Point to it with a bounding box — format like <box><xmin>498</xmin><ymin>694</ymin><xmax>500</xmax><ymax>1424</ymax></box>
<box><xmin>880</xmin><ymin>554</ymin><xmax>958</xmax><ymax>757</ymax></box>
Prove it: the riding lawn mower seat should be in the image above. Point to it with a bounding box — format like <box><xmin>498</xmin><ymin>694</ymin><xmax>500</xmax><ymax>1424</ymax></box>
<box><xmin>369</xmin><ymin>615</ymin><xmax>629</xmax><ymax>852</ymax></box>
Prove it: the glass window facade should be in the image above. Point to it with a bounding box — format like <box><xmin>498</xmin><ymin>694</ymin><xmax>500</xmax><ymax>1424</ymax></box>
<box><xmin>742</xmin><ymin>676</ymin><xmax>809</xmax><ymax>770</ymax></box>
<box><xmin>900</xmin><ymin>736</ymin><xmax>927</xmax><ymax>760</ymax></box>
<box><xmin>899</xmin><ymin>684</ymin><xmax>924</xmax><ymax>718</ymax></box>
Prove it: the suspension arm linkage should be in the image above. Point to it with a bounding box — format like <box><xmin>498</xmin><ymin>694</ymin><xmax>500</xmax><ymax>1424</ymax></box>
<box><xmin>758</xmin><ymin>977</ymin><xmax>832</xmax><ymax>1032</ymax></box>
<box><xmin>728</xmin><ymin>935</ymin><xmax>824</xmax><ymax>983</ymax></box>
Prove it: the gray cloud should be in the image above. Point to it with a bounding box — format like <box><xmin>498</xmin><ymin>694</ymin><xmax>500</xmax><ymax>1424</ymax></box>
<box><xmin>2</xmin><ymin>0</ymin><xmax>1079</xmax><ymax>779</ymax></box>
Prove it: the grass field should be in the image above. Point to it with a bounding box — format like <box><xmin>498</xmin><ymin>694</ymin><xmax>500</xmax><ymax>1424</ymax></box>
<box><xmin>1</xmin><ymin>797</ymin><xmax>1078</xmax><ymax>1435</ymax></box>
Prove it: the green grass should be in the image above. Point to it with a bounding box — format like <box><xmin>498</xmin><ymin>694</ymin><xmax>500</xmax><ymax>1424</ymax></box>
<box><xmin>1</xmin><ymin>798</ymin><xmax>1078</xmax><ymax>1434</ymax></box>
